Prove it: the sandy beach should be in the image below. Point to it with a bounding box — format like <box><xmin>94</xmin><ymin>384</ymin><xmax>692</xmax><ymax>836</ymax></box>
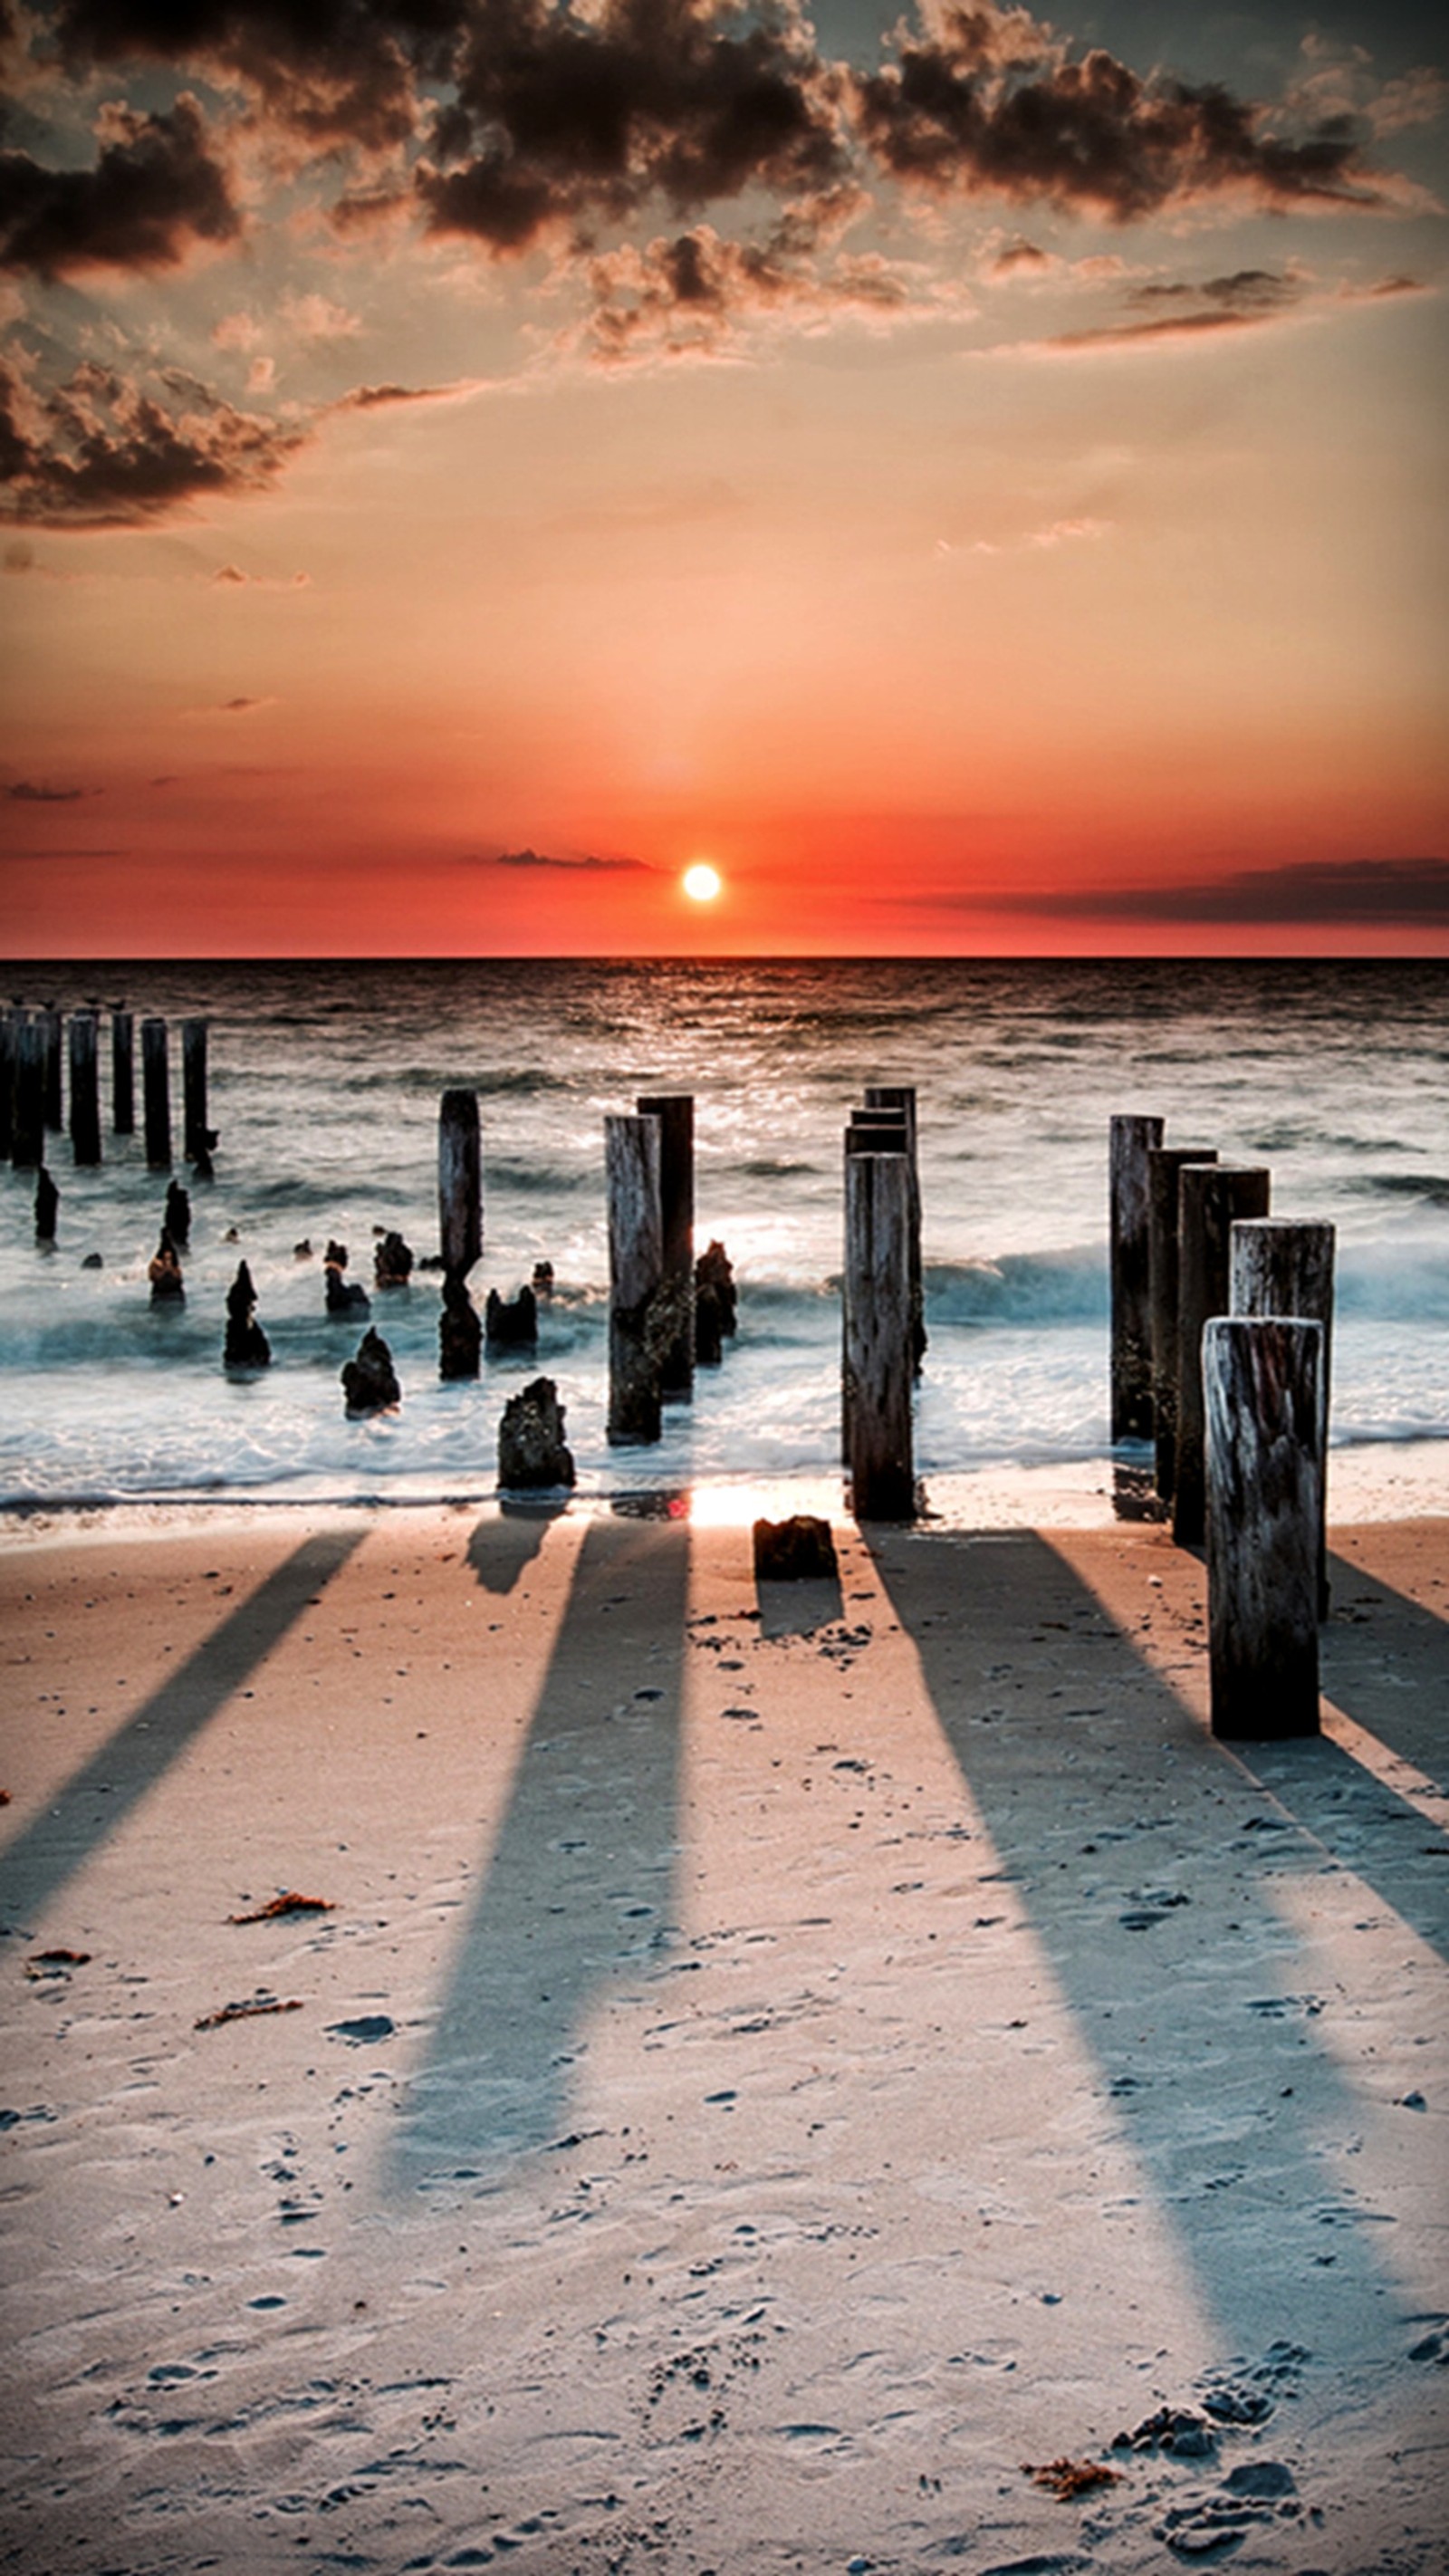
<box><xmin>2</xmin><ymin>1496</ymin><xmax>1445</xmax><ymax>2574</ymax></box>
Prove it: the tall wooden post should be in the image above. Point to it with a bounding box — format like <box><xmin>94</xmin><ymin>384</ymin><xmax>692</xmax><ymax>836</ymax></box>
<box><xmin>844</xmin><ymin>1147</ymin><xmax>914</xmax><ymax>1519</ymax></box>
<box><xmin>1232</xmin><ymin>1217</ymin><xmax>1336</xmax><ymax>1619</ymax></box>
<box><xmin>0</xmin><ymin>1009</ymin><xmax>15</xmax><ymax>1160</ymax></box>
<box><xmin>68</xmin><ymin>1011</ymin><xmax>101</xmax><ymax>1166</ymax></box>
<box><xmin>181</xmin><ymin>1017</ymin><xmax>209</xmax><ymax>1162</ymax></box>
<box><xmin>843</xmin><ymin>1114</ymin><xmax>907</xmax><ymax>1452</ymax></box>
<box><xmin>12</xmin><ymin>1016</ymin><xmax>45</xmax><ymax>1170</ymax></box>
<box><xmin>112</xmin><ymin>1009</ymin><xmax>134</xmax><ymax>1135</ymax></box>
<box><xmin>438</xmin><ymin>1089</ymin><xmax>483</xmax><ymax>1280</ymax></box>
<box><xmin>1147</xmin><ymin>1146</ymin><xmax>1218</xmax><ymax>1501</ymax></box>
<box><xmin>607</xmin><ymin>1110</ymin><xmax>663</xmax><ymax>1445</ymax></box>
<box><xmin>40</xmin><ymin>1007</ymin><xmax>62</xmax><ymax>1131</ymax></box>
<box><xmin>1174</xmin><ymin>1163</ymin><xmax>1271</xmax><ymax>1546</ymax></box>
<box><xmin>141</xmin><ymin>1016</ymin><xmax>171</xmax><ymax>1170</ymax></box>
<box><xmin>865</xmin><ymin>1084</ymin><xmax>925</xmax><ymax>1373</ymax></box>
<box><xmin>638</xmin><ymin>1091</ymin><xmax>695</xmax><ymax>1399</ymax></box>
<box><xmin>1204</xmin><ymin>1316</ymin><xmax>1322</xmax><ymax>1738</ymax></box>
<box><xmin>1110</xmin><ymin>1114</ymin><xmax>1164</xmax><ymax>1440</ymax></box>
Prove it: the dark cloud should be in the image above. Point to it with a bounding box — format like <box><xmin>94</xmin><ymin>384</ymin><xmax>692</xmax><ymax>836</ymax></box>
<box><xmin>578</xmin><ymin>206</ymin><xmax>926</xmax><ymax>360</ymax></box>
<box><xmin>1005</xmin><ymin>857</ymin><xmax>1449</xmax><ymax>924</ymax></box>
<box><xmin>7</xmin><ymin>778</ymin><xmax>87</xmax><ymax>799</ymax></box>
<box><xmin>489</xmin><ymin>846</ymin><xmax>651</xmax><ymax>871</ymax></box>
<box><xmin>0</xmin><ymin>355</ymin><xmax>310</xmax><ymax>527</ymax></box>
<box><xmin>418</xmin><ymin>0</ymin><xmax>846</xmax><ymax>255</ymax></box>
<box><xmin>51</xmin><ymin>0</ymin><xmax>468</xmax><ymax>154</ymax></box>
<box><xmin>854</xmin><ymin>5</ymin><xmax>1392</xmax><ymax>220</ymax></box>
<box><xmin>0</xmin><ymin>96</ymin><xmax>238</xmax><ymax>279</ymax></box>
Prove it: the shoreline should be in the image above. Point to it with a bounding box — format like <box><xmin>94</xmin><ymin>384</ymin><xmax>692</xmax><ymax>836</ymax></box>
<box><xmin>1</xmin><ymin>1431</ymin><xmax>1444</xmax><ymax>1548</ymax></box>
<box><xmin>2</xmin><ymin>1493</ymin><xmax>1446</xmax><ymax>2571</ymax></box>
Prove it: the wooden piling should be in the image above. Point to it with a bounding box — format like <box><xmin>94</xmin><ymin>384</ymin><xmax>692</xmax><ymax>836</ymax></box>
<box><xmin>1147</xmin><ymin>1146</ymin><xmax>1218</xmax><ymax>1501</ymax></box>
<box><xmin>1109</xmin><ymin>1114</ymin><xmax>1165</xmax><ymax>1440</ymax></box>
<box><xmin>0</xmin><ymin>1009</ymin><xmax>15</xmax><ymax>1159</ymax></box>
<box><xmin>1204</xmin><ymin>1315</ymin><xmax>1322</xmax><ymax>1738</ymax></box>
<box><xmin>844</xmin><ymin>1147</ymin><xmax>914</xmax><ymax>1519</ymax></box>
<box><xmin>843</xmin><ymin>1115</ymin><xmax>907</xmax><ymax>1452</ymax></box>
<box><xmin>438</xmin><ymin>1089</ymin><xmax>482</xmax><ymax>1280</ymax></box>
<box><xmin>141</xmin><ymin>1016</ymin><xmax>171</xmax><ymax>1170</ymax></box>
<box><xmin>865</xmin><ymin>1084</ymin><xmax>925</xmax><ymax>1373</ymax></box>
<box><xmin>12</xmin><ymin>1017</ymin><xmax>45</xmax><ymax>1170</ymax></box>
<box><xmin>607</xmin><ymin>1110</ymin><xmax>664</xmax><ymax>1445</ymax></box>
<box><xmin>638</xmin><ymin>1092</ymin><xmax>695</xmax><ymax>1399</ymax></box>
<box><xmin>181</xmin><ymin>1017</ymin><xmax>209</xmax><ymax>1162</ymax></box>
<box><xmin>112</xmin><ymin>1010</ymin><xmax>134</xmax><ymax>1135</ymax></box>
<box><xmin>1173</xmin><ymin>1163</ymin><xmax>1271</xmax><ymax>1546</ymax></box>
<box><xmin>68</xmin><ymin>1011</ymin><xmax>101</xmax><ymax>1165</ymax></box>
<box><xmin>41</xmin><ymin>1007</ymin><xmax>62</xmax><ymax>1131</ymax></box>
<box><xmin>1231</xmin><ymin>1217</ymin><xmax>1336</xmax><ymax>1619</ymax></box>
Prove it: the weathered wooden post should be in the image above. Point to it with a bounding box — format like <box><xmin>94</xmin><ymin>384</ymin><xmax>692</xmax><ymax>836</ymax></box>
<box><xmin>1110</xmin><ymin>1114</ymin><xmax>1165</xmax><ymax>1440</ymax></box>
<box><xmin>40</xmin><ymin>1006</ymin><xmax>62</xmax><ymax>1132</ymax></box>
<box><xmin>111</xmin><ymin>1009</ymin><xmax>134</xmax><ymax>1135</ymax></box>
<box><xmin>638</xmin><ymin>1091</ymin><xmax>695</xmax><ymax>1400</ymax></box>
<box><xmin>1231</xmin><ymin>1217</ymin><xmax>1336</xmax><ymax>1620</ymax></box>
<box><xmin>607</xmin><ymin>1110</ymin><xmax>663</xmax><ymax>1445</ymax></box>
<box><xmin>843</xmin><ymin>1113</ymin><xmax>907</xmax><ymax>1451</ymax></box>
<box><xmin>865</xmin><ymin>1084</ymin><xmax>925</xmax><ymax>1373</ymax></box>
<box><xmin>181</xmin><ymin>1017</ymin><xmax>209</xmax><ymax>1163</ymax></box>
<box><xmin>1148</xmin><ymin>1145</ymin><xmax>1218</xmax><ymax>1500</ymax></box>
<box><xmin>0</xmin><ymin>1009</ymin><xmax>15</xmax><ymax>1159</ymax></box>
<box><xmin>1174</xmin><ymin>1163</ymin><xmax>1271</xmax><ymax>1546</ymax></box>
<box><xmin>12</xmin><ymin>1016</ymin><xmax>45</xmax><ymax>1170</ymax></box>
<box><xmin>437</xmin><ymin>1088</ymin><xmax>482</xmax><ymax>1379</ymax></box>
<box><xmin>844</xmin><ymin>1146</ymin><xmax>915</xmax><ymax>1519</ymax></box>
<box><xmin>438</xmin><ymin>1088</ymin><xmax>483</xmax><ymax>1278</ymax></box>
<box><xmin>141</xmin><ymin>1016</ymin><xmax>171</xmax><ymax>1169</ymax></box>
<box><xmin>68</xmin><ymin>1011</ymin><xmax>101</xmax><ymax>1165</ymax></box>
<box><xmin>1204</xmin><ymin>1315</ymin><xmax>1322</xmax><ymax>1738</ymax></box>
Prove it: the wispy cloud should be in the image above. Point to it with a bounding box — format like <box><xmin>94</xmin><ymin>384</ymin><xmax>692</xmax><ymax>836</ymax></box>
<box><xmin>941</xmin><ymin>856</ymin><xmax>1449</xmax><ymax>926</ymax></box>
<box><xmin>480</xmin><ymin>847</ymin><xmax>654</xmax><ymax>874</ymax></box>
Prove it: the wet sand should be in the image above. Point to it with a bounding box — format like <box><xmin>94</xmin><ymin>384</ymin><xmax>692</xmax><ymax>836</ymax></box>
<box><xmin>1</xmin><ymin>1502</ymin><xmax>1446</xmax><ymax>2574</ymax></box>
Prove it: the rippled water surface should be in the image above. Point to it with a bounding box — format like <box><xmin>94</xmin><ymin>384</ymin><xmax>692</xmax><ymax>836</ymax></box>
<box><xmin>2</xmin><ymin>957</ymin><xmax>1444</xmax><ymax>1504</ymax></box>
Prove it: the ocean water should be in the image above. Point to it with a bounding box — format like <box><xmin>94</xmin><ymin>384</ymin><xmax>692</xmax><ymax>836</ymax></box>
<box><xmin>0</xmin><ymin>957</ymin><xmax>1444</xmax><ymax>1510</ymax></box>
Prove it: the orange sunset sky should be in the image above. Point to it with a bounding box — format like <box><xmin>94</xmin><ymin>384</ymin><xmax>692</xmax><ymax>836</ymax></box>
<box><xmin>1</xmin><ymin>0</ymin><xmax>1445</xmax><ymax>956</ymax></box>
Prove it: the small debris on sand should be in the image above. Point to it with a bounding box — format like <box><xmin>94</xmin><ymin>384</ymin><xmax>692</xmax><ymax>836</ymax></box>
<box><xmin>227</xmin><ymin>1892</ymin><xmax>336</xmax><ymax>1923</ymax></box>
<box><xmin>195</xmin><ymin>1994</ymin><xmax>304</xmax><ymax>2030</ymax></box>
<box><xmin>1023</xmin><ymin>2456</ymin><xmax>1125</xmax><ymax>2501</ymax></box>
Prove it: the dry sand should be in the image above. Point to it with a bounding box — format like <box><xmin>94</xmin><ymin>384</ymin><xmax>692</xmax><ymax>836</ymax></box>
<box><xmin>1</xmin><ymin>1498</ymin><xmax>1445</xmax><ymax>2574</ymax></box>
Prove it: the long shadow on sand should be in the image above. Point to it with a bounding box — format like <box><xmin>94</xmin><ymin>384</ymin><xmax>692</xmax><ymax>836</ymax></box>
<box><xmin>394</xmin><ymin>1513</ymin><xmax>689</xmax><ymax>2186</ymax></box>
<box><xmin>466</xmin><ymin>1501</ymin><xmax>570</xmax><ymax>1597</ymax></box>
<box><xmin>1322</xmin><ymin>1547</ymin><xmax>1449</xmax><ymax>1776</ymax></box>
<box><xmin>0</xmin><ymin>1526</ymin><xmax>366</xmax><ymax>1935</ymax></box>
<box><xmin>873</xmin><ymin>1528</ymin><xmax>1444</xmax><ymax>2367</ymax></box>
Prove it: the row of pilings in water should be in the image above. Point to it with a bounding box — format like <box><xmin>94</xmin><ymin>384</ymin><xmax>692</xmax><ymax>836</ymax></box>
<box><xmin>2</xmin><ymin>1004</ymin><xmax>212</xmax><ymax>1175</ymax></box>
<box><xmin>5</xmin><ymin>1004</ymin><xmax>1336</xmax><ymax>1742</ymax></box>
<box><xmin>1109</xmin><ymin>1115</ymin><xmax>1337</xmax><ymax>1745</ymax></box>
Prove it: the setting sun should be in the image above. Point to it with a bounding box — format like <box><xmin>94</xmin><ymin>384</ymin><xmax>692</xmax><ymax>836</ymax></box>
<box><xmin>683</xmin><ymin>863</ymin><xmax>724</xmax><ymax>904</ymax></box>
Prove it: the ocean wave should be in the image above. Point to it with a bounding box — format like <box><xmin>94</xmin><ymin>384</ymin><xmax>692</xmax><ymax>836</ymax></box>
<box><xmin>926</xmin><ymin>1249</ymin><xmax>1107</xmax><ymax>1327</ymax></box>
